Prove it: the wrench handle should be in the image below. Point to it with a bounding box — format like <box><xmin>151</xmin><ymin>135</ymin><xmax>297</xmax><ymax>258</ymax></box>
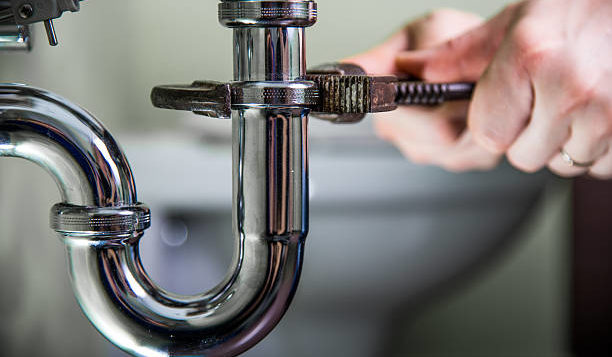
<box><xmin>395</xmin><ymin>81</ymin><xmax>475</xmax><ymax>106</ymax></box>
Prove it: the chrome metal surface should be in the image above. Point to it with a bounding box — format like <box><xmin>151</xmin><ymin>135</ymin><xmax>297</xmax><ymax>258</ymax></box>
<box><xmin>51</xmin><ymin>203</ymin><xmax>151</xmax><ymax>237</ymax></box>
<box><xmin>0</xmin><ymin>84</ymin><xmax>136</xmax><ymax>206</ymax></box>
<box><xmin>234</xmin><ymin>27</ymin><xmax>306</xmax><ymax>81</ymax></box>
<box><xmin>219</xmin><ymin>0</ymin><xmax>317</xmax><ymax>28</ymax></box>
<box><xmin>64</xmin><ymin>107</ymin><xmax>308</xmax><ymax>357</ymax></box>
<box><xmin>2</xmin><ymin>1</ymin><xmax>313</xmax><ymax>355</ymax></box>
<box><xmin>0</xmin><ymin>24</ymin><xmax>30</xmax><ymax>51</ymax></box>
<box><xmin>0</xmin><ymin>82</ymin><xmax>309</xmax><ymax>356</ymax></box>
<box><xmin>231</xmin><ymin>80</ymin><xmax>318</xmax><ymax>107</ymax></box>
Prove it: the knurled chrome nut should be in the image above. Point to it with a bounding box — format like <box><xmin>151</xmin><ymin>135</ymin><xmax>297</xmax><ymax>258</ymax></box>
<box><xmin>51</xmin><ymin>203</ymin><xmax>151</xmax><ymax>237</ymax></box>
<box><xmin>219</xmin><ymin>1</ymin><xmax>317</xmax><ymax>28</ymax></box>
<box><xmin>231</xmin><ymin>81</ymin><xmax>319</xmax><ymax>108</ymax></box>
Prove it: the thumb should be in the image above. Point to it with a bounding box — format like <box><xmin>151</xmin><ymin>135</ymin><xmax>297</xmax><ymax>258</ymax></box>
<box><xmin>396</xmin><ymin>4</ymin><xmax>520</xmax><ymax>82</ymax></box>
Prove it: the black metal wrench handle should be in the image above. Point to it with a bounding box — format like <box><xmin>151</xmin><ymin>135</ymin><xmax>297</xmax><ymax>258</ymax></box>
<box><xmin>395</xmin><ymin>81</ymin><xmax>474</xmax><ymax>105</ymax></box>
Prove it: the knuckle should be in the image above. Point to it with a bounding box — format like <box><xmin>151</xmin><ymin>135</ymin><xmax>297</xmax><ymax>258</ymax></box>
<box><xmin>468</xmin><ymin>102</ymin><xmax>517</xmax><ymax>154</ymax></box>
<box><xmin>557</xmin><ymin>78</ymin><xmax>599</xmax><ymax>121</ymax></box>
<box><xmin>471</xmin><ymin>124</ymin><xmax>511</xmax><ymax>153</ymax></box>
<box><xmin>588</xmin><ymin>115</ymin><xmax>612</xmax><ymax>142</ymax></box>
<box><xmin>425</xmin><ymin>8</ymin><xmax>479</xmax><ymax>25</ymax></box>
<box><xmin>426</xmin><ymin>9</ymin><xmax>458</xmax><ymax>24</ymax></box>
<box><xmin>510</xmin><ymin>21</ymin><xmax>560</xmax><ymax>73</ymax></box>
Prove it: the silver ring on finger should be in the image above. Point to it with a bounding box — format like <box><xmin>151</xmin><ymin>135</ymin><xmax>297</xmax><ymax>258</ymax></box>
<box><xmin>560</xmin><ymin>148</ymin><xmax>595</xmax><ymax>168</ymax></box>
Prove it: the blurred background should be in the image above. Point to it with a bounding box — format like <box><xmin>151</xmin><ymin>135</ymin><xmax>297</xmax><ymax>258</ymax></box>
<box><xmin>0</xmin><ymin>0</ymin><xmax>583</xmax><ymax>356</ymax></box>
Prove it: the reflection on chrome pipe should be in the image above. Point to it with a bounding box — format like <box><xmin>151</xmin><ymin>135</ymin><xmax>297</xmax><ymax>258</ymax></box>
<box><xmin>65</xmin><ymin>107</ymin><xmax>308</xmax><ymax>356</ymax></box>
<box><xmin>0</xmin><ymin>84</ymin><xmax>136</xmax><ymax>205</ymax></box>
<box><xmin>0</xmin><ymin>25</ymin><xmax>31</xmax><ymax>51</ymax></box>
<box><xmin>0</xmin><ymin>84</ymin><xmax>308</xmax><ymax>356</ymax></box>
<box><xmin>234</xmin><ymin>27</ymin><xmax>306</xmax><ymax>81</ymax></box>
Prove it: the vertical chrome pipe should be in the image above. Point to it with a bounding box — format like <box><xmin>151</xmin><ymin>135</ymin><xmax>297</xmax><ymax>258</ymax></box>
<box><xmin>234</xmin><ymin>27</ymin><xmax>306</xmax><ymax>81</ymax></box>
<box><xmin>231</xmin><ymin>20</ymin><xmax>310</xmax><ymax>238</ymax></box>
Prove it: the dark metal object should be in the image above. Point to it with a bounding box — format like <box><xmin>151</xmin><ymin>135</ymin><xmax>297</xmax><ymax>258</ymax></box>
<box><xmin>396</xmin><ymin>81</ymin><xmax>475</xmax><ymax>105</ymax></box>
<box><xmin>306</xmin><ymin>74</ymin><xmax>398</xmax><ymax>114</ymax></box>
<box><xmin>1</xmin><ymin>0</ymin><xmax>82</xmax><ymax>47</ymax></box>
<box><xmin>151</xmin><ymin>80</ymin><xmax>319</xmax><ymax>119</ymax></box>
<box><xmin>43</xmin><ymin>19</ymin><xmax>57</xmax><ymax>46</ymax></box>
<box><xmin>10</xmin><ymin>0</ymin><xmax>79</xmax><ymax>25</ymax></box>
<box><xmin>0</xmin><ymin>6</ymin><xmax>13</xmax><ymax>22</ymax></box>
<box><xmin>308</xmin><ymin>62</ymin><xmax>475</xmax><ymax>123</ymax></box>
<box><xmin>152</xmin><ymin>62</ymin><xmax>475</xmax><ymax>124</ymax></box>
<box><xmin>151</xmin><ymin>81</ymin><xmax>232</xmax><ymax>119</ymax></box>
<box><xmin>17</xmin><ymin>3</ymin><xmax>32</xmax><ymax>19</ymax></box>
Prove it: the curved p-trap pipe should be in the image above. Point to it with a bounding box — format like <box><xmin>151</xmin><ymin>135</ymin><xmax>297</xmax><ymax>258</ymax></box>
<box><xmin>0</xmin><ymin>83</ymin><xmax>309</xmax><ymax>356</ymax></box>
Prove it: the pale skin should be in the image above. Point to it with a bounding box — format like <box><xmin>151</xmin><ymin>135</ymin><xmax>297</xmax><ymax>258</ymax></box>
<box><xmin>345</xmin><ymin>0</ymin><xmax>612</xmax><ymax>178</ymax></box>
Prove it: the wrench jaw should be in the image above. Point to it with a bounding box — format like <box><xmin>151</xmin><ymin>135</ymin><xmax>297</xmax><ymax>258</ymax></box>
<box><xmin>306</xmin><ymin>63</ymin><xmax>398</xmax><ymax>123</ymax></box>
<box><xmin>306</xmin><ymin>74</ymin><xmax>398</xmax><ymax>124</ymax></box>
<box><xmin>150</xmin><ymin>81</ymin><xmax>233</xmax><ymax>119</ymax></box>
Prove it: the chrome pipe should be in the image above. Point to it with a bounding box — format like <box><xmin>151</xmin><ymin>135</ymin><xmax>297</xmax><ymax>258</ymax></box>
<box><xmin>1</xmin><ymin>0</ymin><xmax>315</xmax><ymax>355</ymax></box>
<box><xmin>65</xmin><ymin>107</ymin><xmax>308</xmax><ymax>356</ymax></box>
<box><xmin>0</xmin><ymin>25</ymin><xmax>31</xmax><ymax>51</ymax></box>
<box><xmin>234</xmin><ymin>27</ymin><xmax>306</xmax><ymax>81</ymax></box>
<box><xmin>0</xmin><ymin>84</ymin><xmax>136</xmax><ymax>206</ymax></box>
<box><xmin>0</xmin><ymin>82</ymin><xmax>308</xmax><ymax>357</ymax></box>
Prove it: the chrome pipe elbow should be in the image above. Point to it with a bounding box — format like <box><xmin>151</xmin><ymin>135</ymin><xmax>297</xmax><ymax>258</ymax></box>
<box><xmin>0</xmin><ymin>84</ymin><xmax>137</xmax><ymax>206</ymax></box>
<box><xmin>0</xmin><ymin>82</ymin><xmax>308</xmax><ymax>356</ymax></box>
<box><xmin>63</xmin><ymin>106</ymin><xmax>308</xmax><ymax>357</ymax></box>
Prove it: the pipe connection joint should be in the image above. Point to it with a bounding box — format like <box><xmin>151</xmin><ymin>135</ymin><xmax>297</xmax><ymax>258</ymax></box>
<box><xmin>51</xmin><ymin>203</ymin><xmax>151</xmax><ymax>240</ymax></box>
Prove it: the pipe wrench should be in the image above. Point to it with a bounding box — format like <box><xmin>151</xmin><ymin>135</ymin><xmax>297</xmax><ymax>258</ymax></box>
<box><xmin>151</xmin><ymin>62</ymin><xmax>475</xmax><ymax>124</ymax></box>
<box><xmin>307</xmin><ymin>62</ymin><xmax>475</xmax><ymax>123</ymax></box>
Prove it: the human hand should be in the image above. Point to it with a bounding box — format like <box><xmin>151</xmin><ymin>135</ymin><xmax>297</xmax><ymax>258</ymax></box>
<box><xmin>349</xmin><ymin>0</ymin><xmax>612</xmax><ymax>178</ymax></box>
<box><xmin>346</xmin><ymin>9</ymin><xmax>501</xmax><ymax>172</ymax></box>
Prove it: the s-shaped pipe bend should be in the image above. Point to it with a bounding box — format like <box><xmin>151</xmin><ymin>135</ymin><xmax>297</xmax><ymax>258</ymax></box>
<box><xmin>0</xmin><ymin>83</ymin><xmax>308</xmax><ymax>356</ymax></box>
